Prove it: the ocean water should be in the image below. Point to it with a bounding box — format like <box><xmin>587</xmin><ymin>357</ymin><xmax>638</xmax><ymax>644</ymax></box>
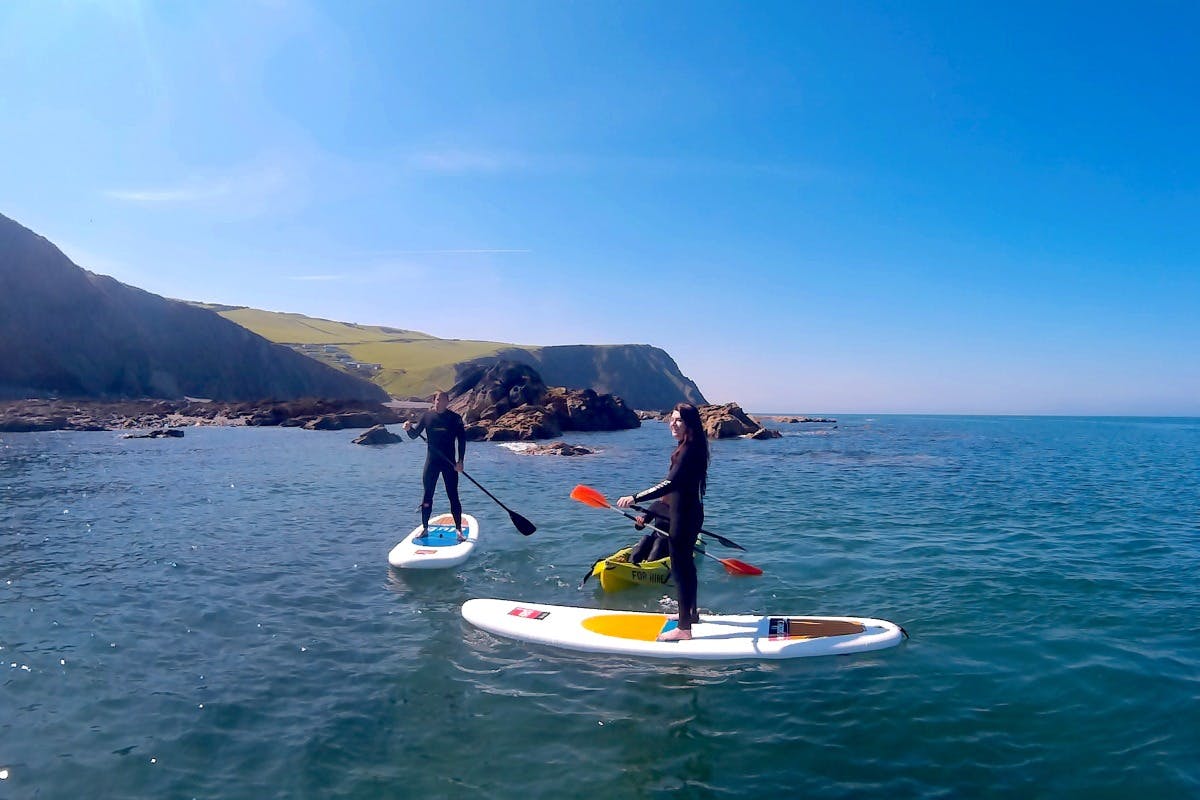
<box><xmin>1</xmin><ymin>416</ymin><xmax>1198</xmax><ymax>799</ymax></box>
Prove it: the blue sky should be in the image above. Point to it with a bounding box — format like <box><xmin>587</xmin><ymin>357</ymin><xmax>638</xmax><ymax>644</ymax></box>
<box><xmin>2</xmin><ymin>1</ymin><xmax>1197</xmax><ymax>414</ymax></box>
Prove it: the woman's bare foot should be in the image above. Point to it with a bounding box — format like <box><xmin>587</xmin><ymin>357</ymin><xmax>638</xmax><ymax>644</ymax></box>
<box><xmin>656</xmin><ymin>628</ymin><xmax>693</xmax><ymax>642</ymax></box>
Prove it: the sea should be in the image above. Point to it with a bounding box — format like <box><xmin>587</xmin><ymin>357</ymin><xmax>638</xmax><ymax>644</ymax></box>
<box><xmin>1</xmin><ymin>415</ymin><xmax>1197</xmax><ymax>799</ymax></box>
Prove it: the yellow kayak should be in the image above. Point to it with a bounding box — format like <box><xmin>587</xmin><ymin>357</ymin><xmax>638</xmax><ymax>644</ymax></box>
<box><xmin>585</xmin><ymin>539</ymin><xmax>706</xmax><ymax>592</ymax></box>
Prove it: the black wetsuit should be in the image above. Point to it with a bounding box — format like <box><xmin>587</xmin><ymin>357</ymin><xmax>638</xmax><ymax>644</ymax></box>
<box><xmin>406</xmin><ymin>409</ymin><xmax>467</xmax><ymax>530</ymax></box>
<box><xmin>630</xmin><ymin>440</ymin><xmax>707</xmax><ymax>630</ymax></box>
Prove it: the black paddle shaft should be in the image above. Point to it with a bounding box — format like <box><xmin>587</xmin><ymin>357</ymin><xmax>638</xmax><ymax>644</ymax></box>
<box><xmin>628</xmin><ymin>503</ymin><xmax>745</xmax><ymax>551</ymax></box>
<box><xmin>414</xmin><ymin>430</ymin><xmax>536</xmax><ymax>535</ymax></box>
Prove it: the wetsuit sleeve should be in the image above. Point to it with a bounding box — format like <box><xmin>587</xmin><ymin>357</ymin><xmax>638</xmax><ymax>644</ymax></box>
<box><xmin>406</xmin><ymin>412</ymin><xmax>429</xmax><ymax>440</ymax></box>
<box><xmin>631</xmin><ymin>480</ymin><xmax>672</xmax><ymax>504</ymax></box>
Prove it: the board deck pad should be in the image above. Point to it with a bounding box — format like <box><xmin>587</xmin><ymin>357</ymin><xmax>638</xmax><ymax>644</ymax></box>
<box><xmin>388</xmin><ymin>513</ymin><xmax>479</xmax><ymax>570</ymax></box>
<box><xmin>462</xmin><ymin>599</ymin><xmax>907</xmax><ymax>661</ymax></box>
<box><xmin>768</xmin><ymin>618</ymin><xmax>866</xmax><ymax>640</ymax></box>
<box><xmin>412</xmin><ymin>524</ymin><xmax>464</xmax><ymax>547</ymax></box>
<box><xmin>581</xmin><ymin>613</ymin><xmax>670</xmax><ymax>641</ymax></box>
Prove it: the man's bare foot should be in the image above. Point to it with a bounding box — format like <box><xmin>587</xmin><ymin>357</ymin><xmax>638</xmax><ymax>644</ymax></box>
<box><xmin>657</xmin><ymin>628</ymin><xmax>693</xmax><ymax>642</ymax></box>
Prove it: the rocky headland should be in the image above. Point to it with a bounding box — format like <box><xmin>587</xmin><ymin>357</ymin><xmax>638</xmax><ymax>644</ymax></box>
<box><xmin>1</xmin><ymin>361</ymin><xmax>826</xmax><ymax>444</ymax></box>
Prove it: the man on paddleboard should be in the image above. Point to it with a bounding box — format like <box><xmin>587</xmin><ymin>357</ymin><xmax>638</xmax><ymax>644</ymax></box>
<box><xmin>404</xmin><ymin>390</ymin><xmax>468</xmax><ymax>540</ymax></box>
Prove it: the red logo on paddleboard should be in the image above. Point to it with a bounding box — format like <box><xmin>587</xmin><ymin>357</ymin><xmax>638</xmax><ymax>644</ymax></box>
<box><xmin>509</xmin><ymin>607</ymin><xmax>550</xmax><ymax>620</ymax></box>
<box><xmin>415</xmin><ymin>549</ymin><xmax>437</xmax><ymax>555</ymax></box>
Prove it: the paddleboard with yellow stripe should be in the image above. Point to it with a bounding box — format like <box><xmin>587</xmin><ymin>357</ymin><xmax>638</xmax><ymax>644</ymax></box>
<box><xmin>460</xmin><ymin>599</ymin><xmax>907</xmax><ymax>660</ymax></box>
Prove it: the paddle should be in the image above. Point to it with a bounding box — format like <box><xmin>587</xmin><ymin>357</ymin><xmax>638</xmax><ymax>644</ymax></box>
<box><xmin>628</xmin><ymin>502</ymin><xmax>747</xmax><ymax>551</ymax></box>
<box><xmin>569</xmin><ymin>484</ymin><xmax>762</xmax><ymax>576</ymax></box>
<box><xmin>413</xmin><ymin>431</ymin><xmax>537</xmax><ymax>535</ymax></box>
<box><xmin>579</xmin><ymin>556</ymin><xmax>605</xmax><ymax>588</ymax></box>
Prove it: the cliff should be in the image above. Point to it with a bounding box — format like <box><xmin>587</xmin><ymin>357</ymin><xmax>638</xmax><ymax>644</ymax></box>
<box><xmin>207</xmin><ymin>307</ymin><xmax>706</xmax><ymax>410</ymax></box>
<box><xmin>0</xmin><ymin>214</ymin><xmax>389</xmax><ymax>403</ymax></box>
<box><xmin>488</xmin><ymin>344</ymin><xmax>705</xmax><ymax>411</ymax></box>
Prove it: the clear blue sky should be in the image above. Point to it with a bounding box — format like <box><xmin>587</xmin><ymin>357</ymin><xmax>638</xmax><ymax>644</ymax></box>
<box><xmin>3</xmin><ymin>1</ymin><xmax>1197</xmax><ymax>415</ymax></box>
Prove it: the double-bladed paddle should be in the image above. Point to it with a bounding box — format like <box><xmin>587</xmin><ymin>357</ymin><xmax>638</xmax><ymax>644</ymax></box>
<box><xmin>628</xmin><ymin>502</ymin><xmax>747</xmax><ymax>551</ymax></box>
<box><xmin>415</xmin><ymin>431</ymin><xmax>536</xmax><ymax>535</ymax></box>
<box><xmin>569</xmin><ymin>484</ymin><xmax>762</xmax><ymax>576</ymax></box>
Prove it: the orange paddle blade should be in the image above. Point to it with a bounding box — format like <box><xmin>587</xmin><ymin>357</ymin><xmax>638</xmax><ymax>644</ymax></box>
<box><xmin>721</xmin><ymin>557</ymin><xmax>763</xmax><ymax>576</ymax></box>
<box><xmin>701</xmin><ymin>549</ymin><xmax>763</xmax><ymax>576</ymax></box>
<box><xmin>570</xmin><ymin>484</ymin><xmax>612</xmax><ymax>509</ymax></box>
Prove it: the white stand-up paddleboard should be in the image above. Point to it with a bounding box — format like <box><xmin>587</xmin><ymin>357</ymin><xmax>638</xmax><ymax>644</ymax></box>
<box><xmin>461</xmin><ymin>599</ymin><xmax>906</xmax><ymax>660</ymax></box>
<box><xmin>388</xmin><ymin>513</ymin><xmax>479</xmax><ymax>569</ymax></box>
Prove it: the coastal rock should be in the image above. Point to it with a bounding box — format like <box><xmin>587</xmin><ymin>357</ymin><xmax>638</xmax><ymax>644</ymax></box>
<box><xmin>698</xmin><ymin>403</ymin><xmax>781</xmax><ymax>440</ymax></box>
<box><xmin>302</xmin><ymin>412</ymin><xmax>381</xmax><ymax>431</ymax></box>
<box><xmin>543</xmin><ymin>387</ymin><xmax>640</xmax><ymax>432</ymax></box>
<box><xmin>122</xmin><ymin>428</ymin><xmax>185</xmax><ymax>439</ymax></box>
<box><xmin>450</xmin><ymin>361</ymin><xmax>547</xmax><ymax>424</ymax></box>
<box><xmin>698</xmin><ymin>403</ymin><xmax>759</xmax><ymax>438</ymax></box>
<box><xmin>482</xmin><ymin>406</ymin><xmax>561</xmax><ymax>441</ymax></box>
<box><xmin>520</xmin><ymin>441</ymin><xmax>596</xmax><ymax>456</ymax></box>
<box><xmin>352</xmin><ymin>424</ymin><xmax>402</xmax><ymax>445</ymax></box>
<box><xmin>761</xmin><ymin>415</ymin><xmax>837</xmax><ymax>424</ymax></box>
<box><xmin>447</xmin><ymin>360</ymin><xmax>639</xmax><ymax>441</ymax></box>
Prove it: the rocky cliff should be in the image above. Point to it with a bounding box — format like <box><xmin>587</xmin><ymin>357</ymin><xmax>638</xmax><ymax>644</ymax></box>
<box><xmin>205</xmin><ymin>306</ymin><xmax>707</xmax><ymax>410</ymax></box>
<box><xmin>486</xmin><ymin>344</ymin><xmax>706</xmax><ymax>412</ymax></box>
<box><xmin>0</xmin><ymin>214</ymin><xmax>389</xmax><ymax>402</ymax></box>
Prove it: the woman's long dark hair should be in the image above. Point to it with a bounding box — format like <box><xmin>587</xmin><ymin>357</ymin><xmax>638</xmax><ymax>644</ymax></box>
<box><xmin>670</xmin><ymin>402</ymin><xmax>709</xmax><ymax>497</ymax></box>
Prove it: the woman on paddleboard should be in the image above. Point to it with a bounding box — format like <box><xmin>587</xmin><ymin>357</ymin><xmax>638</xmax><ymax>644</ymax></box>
<box><xmin>618</xmin><ymin>402</ymin><xmax>709</xmax><ymax>641</ymax></box>
<box><xmin>404</xmin><ymin>390</ymin><xmax>467</xmax><ymax>539</ymax></box>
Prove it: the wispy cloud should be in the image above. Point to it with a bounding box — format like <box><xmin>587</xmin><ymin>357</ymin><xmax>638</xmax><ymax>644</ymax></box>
<box><xmin>105</xmin><ymin>186</ymin><xmax>224</xmax><ymax>204</ymax></box>
<box><xmin>403</xmin><ymin>146</ymin><xmax>833</xmax><ymax>183</ymax></box>
<box><xmin>383</xmin><ymin>249</ymin><xmax>532</xmax><ymax>255</ymax></box>
<box><xmin>103</xmin><ymin>162</ymin><xmax>293</xmax><ymax>212</ymax></box>
<box><xmin>405</xmin><ymin>148</ymin><xmax>526</xmax><ymax>174</ymax></box>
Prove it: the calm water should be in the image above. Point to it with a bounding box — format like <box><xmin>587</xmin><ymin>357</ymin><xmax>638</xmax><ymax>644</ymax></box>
<box><xmin>2</xmin><ymin>416</ymin><xmax>1198</xmax><ymax>799</ymax></box>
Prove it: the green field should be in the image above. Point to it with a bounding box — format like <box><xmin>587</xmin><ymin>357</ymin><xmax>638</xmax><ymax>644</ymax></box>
<box><xmin>199</xmin><ymin>305</ymin><xmax>539</xmax><ymax>398</ymax></box>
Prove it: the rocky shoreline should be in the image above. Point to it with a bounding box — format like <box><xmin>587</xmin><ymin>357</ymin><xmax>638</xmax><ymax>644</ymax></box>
<box><xmin>0</xmin><ymin>398</ymin><xmax>407</xmax><ymax>434</ymax></box>
<box><xmin>2</xmin><ymin>367</ymin><xmax>833</xmax><ymax>444</ymax></box>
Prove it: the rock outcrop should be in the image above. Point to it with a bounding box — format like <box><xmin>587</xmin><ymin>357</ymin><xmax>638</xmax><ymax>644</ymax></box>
<box><xmin>519</xmin><ymin>442</ymin><xmax>596</xmax><ymax>456</ymax></box>
<box><xmin>447</xmin><ymin>360</ymin><xmax>639</xmax><ymax>441</ymax></box>
<box><xmin>122</xmin><ymin>428</ymin><xmax>185</xmax><ymax>439</ymax></box>
<box><xmin>697</xmin><ymin>403</ymin><xmax>781</xmax><ymax>440</ymax></box>
<box><xmin>352</xmin><ymin>425</ymin><xmax>403</xmax><ymax>445</ymax></box>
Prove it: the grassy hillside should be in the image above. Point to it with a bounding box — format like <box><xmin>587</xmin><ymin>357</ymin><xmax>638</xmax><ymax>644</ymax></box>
<box><xmin>198</xmin><ymin>305</ymin><xmax>537</xmax><ymax>398</ymax></box>
<box><xmin>197</xmin><ymin>305</ymin><xmax>707</xmax><ymax>408</ymax></box>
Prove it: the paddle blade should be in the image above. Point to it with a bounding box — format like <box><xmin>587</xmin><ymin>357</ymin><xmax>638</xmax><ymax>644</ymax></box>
<box><xmin>512</xmin><ymin>511</ymin><xmax>537</xmax><ymax>536</ymax></box>
<box><xmin>721</xmin><ymin>557</ymin><xmax>763</xmax><ymax>576</ymax></box>
<box><xmin>570</xmin><ymin>484</ymin><xmax>612</xmax><ymax>509</ymax></box>
<box><xmin>707</xmin><ymin>532</ymin><xmax>747</xmax><ymax>552</ymax></box>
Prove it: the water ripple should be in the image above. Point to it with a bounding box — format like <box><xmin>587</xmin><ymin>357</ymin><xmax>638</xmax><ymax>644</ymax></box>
<box><xmin>2</xmin><ymin>418</ymin><xmax>1199</xmax><ymax>797</ymax></box>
